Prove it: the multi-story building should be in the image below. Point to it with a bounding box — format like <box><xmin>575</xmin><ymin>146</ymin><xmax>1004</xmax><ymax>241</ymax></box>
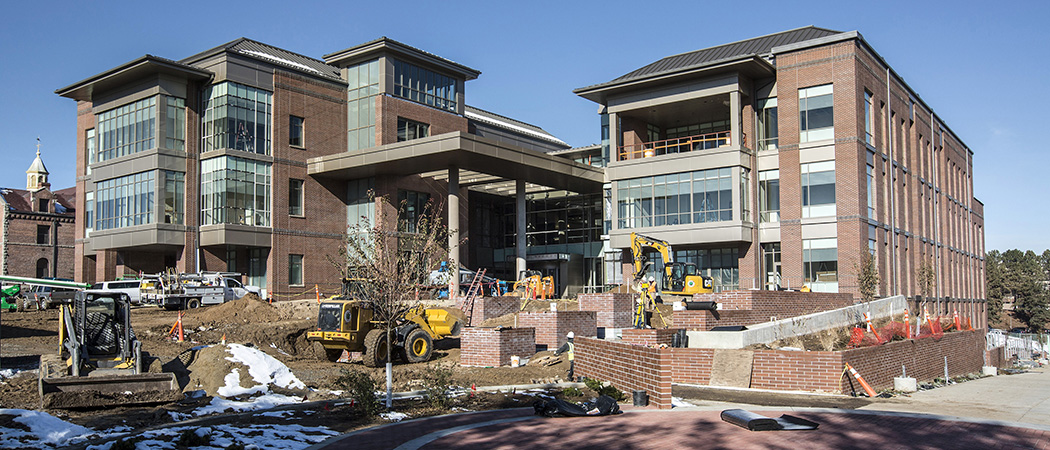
<box><xmin>575</xmin><ymin>26</ymin><xmax>984</xmax><ymax>300</ymax></box>
<box><xmin>57</xmin><ymin>38</ymin><xmax>603</xmax><ymax>298</ymax></box>
<box><xmin>0</xmin><ymin>147</ymin><xmax>76</xmax><ymax>279</ymax></box>
<box><xmin>56</xmin><ymin>27</ymin><xmax>984</xmax><ymax>302</ymax></box>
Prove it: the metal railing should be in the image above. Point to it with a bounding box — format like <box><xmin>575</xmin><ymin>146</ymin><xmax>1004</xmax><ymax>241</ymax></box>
<box><xmin>617</xmin><ymin>131</ymin><xmax>743</xmax><ymax>161</ymax></box>
<box><xmin>987</xmin><ymin>329</ymin><xmax>1048</xmax><ymax>360</ymax></box>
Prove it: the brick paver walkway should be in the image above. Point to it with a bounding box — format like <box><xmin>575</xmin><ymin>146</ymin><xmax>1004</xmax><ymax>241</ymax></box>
<box><xmin>316</xmin><ymin>407</ymin><xmax>1049</xmax><ymax>450</ymax></box>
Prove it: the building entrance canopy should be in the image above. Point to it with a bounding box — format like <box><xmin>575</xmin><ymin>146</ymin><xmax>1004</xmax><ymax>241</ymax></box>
<box><xmin>307</xmin><ymin>132</ymin><xmax>604</xmax><ymax>195</ymax></box>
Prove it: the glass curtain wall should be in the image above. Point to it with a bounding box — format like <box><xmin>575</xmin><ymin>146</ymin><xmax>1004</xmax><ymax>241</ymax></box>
<box><xmin>202</xmin><ymin>82</ymin><xmax>272</xmax><ymax>155</ymax></box>
<box><xmin>97</xmin><ymin>97</ymin><xmax>156</xmax><ymax>161</ymax></box>
<box><xmin>391</xmin><ymin>59</ymin><xmax>457</xmax><ymax>112</ymax></box>
<box><xmin>347</xmin><ymin>59</ymin><xmax>379</xmax><ymax>151</ymax></box>
<box><xmin>616</xmin><ymin>168</ymin><xmax>733</xmax><ymax>229</ymax></box>
<box><xmin>200</xmin><ymin>156</ymin><xmax>272</xmax><ymax>227</ymax></box>
<box><xmin>95</xmin><ymin>171</ymin><xmax>155</xmax><ymax>230</ymax></box>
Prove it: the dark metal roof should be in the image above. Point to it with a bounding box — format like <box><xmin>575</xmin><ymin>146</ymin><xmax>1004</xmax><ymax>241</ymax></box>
<box><xmin>55</xmin><ymin>55</ymin><xmax>212</xmax><ymax>101</ymax></box>
<box><xmin>0</xmin><ymin>187</ymin><xmax>76</xmax><ymax>214</ymax></box>
<box><xmin>324</xmin><ymin>37</ymin><xmax>480</xmax><ymax>80</ymax></box>
<box><xmin>465</xmin><ymin>106</ymin><xmax>567</xmax><ymax>146</ymax></box>
<box><xmin>577</xmin><ymin>26</ymin><xmax>842</xmax><ymax>93</ymax></box>
<box><xmin>181</xmin><ymin>38</ymin><xmax>343</xmax><ymax>82</ymax></box>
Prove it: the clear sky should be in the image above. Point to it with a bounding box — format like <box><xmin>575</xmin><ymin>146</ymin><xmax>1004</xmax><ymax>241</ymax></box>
<box><xmin>1</xmin><ymin>0</ymin><xmax>1046</xmax><ymax>252</ymax></box>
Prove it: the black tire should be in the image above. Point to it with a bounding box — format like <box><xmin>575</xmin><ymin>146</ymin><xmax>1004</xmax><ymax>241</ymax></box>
<box><xmin>325</xmin><ymin>348</ymin><xmax>344</xmax><ymax>362</ymax></box>
<box><xmin>362</xmin><ymin>329</ymin><xmax>389</xmax><ymax>368</ymax></box>
<box><xmin>402</xmin><ymin>327</ymin><xmax>433</xmax><ymax>363</ymax></box>
<box><xmin>187</xmin><ymin>298</ymin><xmax>201</xmax><ymax>309</ymax></box>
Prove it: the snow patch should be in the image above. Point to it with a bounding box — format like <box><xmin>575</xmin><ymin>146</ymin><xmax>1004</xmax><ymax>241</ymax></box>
<box><xmin>381</xmin><ymin>411</ymin><xmax>410</xmax><ymax>422</ymax></box>
<box><xmin>85</xmin><ymin>423</ymin><xmax>337</xmax><ymax>450</ymax></box>
<box><xmin>193</xmin><ymin>393</ymin><xmax>303</xmax><ymax>416</ymax></box>
<box><xmin>671</xmin><ymin>397</ymin><xmax>695</xmax><ymax>408</ymax></box>
<box><xmin>224</xmin><ymin>343</ymin><xmax>305</xmax><ymax>390</ymax></box>
<box><xmin>0</xmin><ymin>408</ymin><xmax>92</xmax><ymax>447</ymax></box>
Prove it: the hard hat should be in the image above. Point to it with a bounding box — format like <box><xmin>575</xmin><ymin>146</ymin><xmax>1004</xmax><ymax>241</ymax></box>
<box><xmin>648</xmin><ymin>276</ymin><xmax>655</xmax><ymax>282</ymax></box>
<box><xmin>567</xmin><ymin>331</ymin><xmax>574</xmax><ymax>339</ymax></box>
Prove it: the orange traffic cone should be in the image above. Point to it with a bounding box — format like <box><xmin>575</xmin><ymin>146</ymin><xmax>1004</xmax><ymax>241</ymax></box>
<box><xmin>904</xmin><ymin>309</ymin><xmax>912</xmax><ymax>339</ymax></box>
<box><xmin>168</xmin><ymin>312</ymin><xmax>184</xmax><ymax>342</ymax></box>
<box><xmin>221</xmin><ymin>333</ymin><xmax>227</xmax><ymax>345</ymax></box>
<box><xmin>845</xmin><ymin>363</ymin><xmax>878</xmax><ymax>397</ymax></box>
<box><xmin>953</xmin><ymin>310</ymin><xmax>961</xmax><ymax>331</ymax></box>
<box><xmin>315</xmin><ymin>285</ymin><xmax>321</xmax><ymax>304</ymax></box>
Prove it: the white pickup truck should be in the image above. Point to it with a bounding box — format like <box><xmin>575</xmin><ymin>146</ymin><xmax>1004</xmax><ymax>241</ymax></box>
<box><xmin>141</xmin><ymin>272</ymin><xmax>262</xmax><ymax>310</ymax></box>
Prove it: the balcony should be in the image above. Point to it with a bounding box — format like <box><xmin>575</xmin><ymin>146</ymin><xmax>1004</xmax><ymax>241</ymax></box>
<box><xmin>617</xmin><ymin>131</ymin><xmax>744</xmax><ymax>161</ymax></box>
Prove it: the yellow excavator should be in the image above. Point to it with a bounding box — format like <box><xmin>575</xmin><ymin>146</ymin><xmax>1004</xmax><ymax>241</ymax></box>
<box><xmin>306</xmin><ymin>281</ymin><xmax>463</xmax><ymax>367</ymax></box>
<box><xmin>630</xmin><ymin>232</ymin><xmax>714</xmax><ymax>301</ymax></box>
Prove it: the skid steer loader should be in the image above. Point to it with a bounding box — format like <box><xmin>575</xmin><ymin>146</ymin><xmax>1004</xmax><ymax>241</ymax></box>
<box><xmin>307</xmin><ymin>298</ymin><xmax>463</xmax><ymax>367</ymax></box>
<box><xmin>38</xmin><ymin>290</ymin><xmax>182</xmax><ymax>409</ymax></box>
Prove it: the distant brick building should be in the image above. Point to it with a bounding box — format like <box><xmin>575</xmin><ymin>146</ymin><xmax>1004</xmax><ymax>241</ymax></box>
<box><xmin>0</xmin><ymin>147</ymin><xmax>76</xmax><ymax>279</ymax></box>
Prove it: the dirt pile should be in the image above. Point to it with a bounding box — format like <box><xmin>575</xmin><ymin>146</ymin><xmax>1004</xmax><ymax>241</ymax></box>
<box><xmin>189</xmin><ymin>296</ymin><xmax>283</xmax><ymax>326</ymax></box>
<box><xmin>180</xmin><ymin>344</ymin><xmax>307</xmax><ymax>398</ymax></box>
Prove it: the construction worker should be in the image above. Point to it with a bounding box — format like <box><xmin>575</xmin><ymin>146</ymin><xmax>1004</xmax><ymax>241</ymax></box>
<box><xmin>634</xmin><ymin>276</ymin><xmax>655</xmax><ymax>328</ymax></box>
<box><xmin>553</xmin><ymin>331</ymin><xmax>575</xmax><ymax>381</ymax></box>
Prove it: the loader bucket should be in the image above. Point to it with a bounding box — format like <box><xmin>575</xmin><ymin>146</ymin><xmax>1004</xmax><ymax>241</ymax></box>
<box><xmin>39</xmin><ymin>372</ymin><xmax>182</xmax><ymax>409</ymax></box>
<box><xmin>424</xmin><ymin>308</ymin><xmax>463</xmax><ymax>337</ymax></box>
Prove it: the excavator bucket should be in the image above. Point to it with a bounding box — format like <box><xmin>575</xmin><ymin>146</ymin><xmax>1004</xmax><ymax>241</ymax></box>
<box><xmin>422</xmin><ymin>308</ymin><xmax>463</xmax><ymax>337</ymax></box>
<box><xmin>39</xmin><ymin>372</ymin><xmax>181</xmax><ymax>409</ymax></box>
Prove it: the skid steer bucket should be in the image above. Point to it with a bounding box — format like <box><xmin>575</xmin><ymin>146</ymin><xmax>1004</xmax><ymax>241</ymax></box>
<box><xmin>39</xmin><ymin>371</ymin><xmax>181</xmax><ymax>409</ymax></box>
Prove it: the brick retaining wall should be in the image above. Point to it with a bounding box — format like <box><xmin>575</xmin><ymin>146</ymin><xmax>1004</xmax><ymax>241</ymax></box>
<box><xmin>578</xmin><ymin>293</ymin><xmax>634</xmax><ymax>328</ymax></box>
<box><xmin>574</xmin><ymin>337</ymin><xmax>672</xmax><ymax>409</ymax></box>
<box><xmin>840</xmin><ymin>329</ymin><xmax>987</xmax><ymax>392</ymax></box>
<box><xmin>465</xmin><ymin>296</ymin><xmax>520</xmax><ymax>326</ymax></box>
<box><xmin>460</xmin><ymin>327</ymin><xmax>536</xmax><ymax>367</ymax></box>
<box><xmin>517</xmin><ymin>311</ymin><xmax>596</xmax><ymax>350</ymax></box>
<box><xmin>621</xmin><ymin>328</ymin><xmax>678</xmax><ymax>347</ymax></box>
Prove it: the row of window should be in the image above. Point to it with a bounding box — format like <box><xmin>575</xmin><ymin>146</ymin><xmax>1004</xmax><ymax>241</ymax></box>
<box><xmin>756</xmin><ymin>161</ymin><xmax>837</xmax><ymax>223</ymax></box>
<box><xmin>616</xmin><ymin>168</ymin><xmax>736</xmax><ymax>229</ymax></box>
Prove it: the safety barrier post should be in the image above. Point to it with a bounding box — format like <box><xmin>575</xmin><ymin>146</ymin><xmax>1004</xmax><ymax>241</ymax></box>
<box><xmin>845</xmin><ymin>363</ymin><xmax>878</xmax><ymax>397</ymax></box>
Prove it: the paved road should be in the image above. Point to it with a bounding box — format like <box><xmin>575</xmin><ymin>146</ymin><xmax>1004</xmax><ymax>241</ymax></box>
<box><xmin>313</xmin><ymin>368</ymin><xmax>1050</xmax><ymax>450</ymax></box>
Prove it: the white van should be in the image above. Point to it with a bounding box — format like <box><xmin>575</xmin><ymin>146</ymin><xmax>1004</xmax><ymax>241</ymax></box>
<box><xmin>89</xmin><ymin>280</ymin><xmax>143</xmax><ymax>305</ymax></box>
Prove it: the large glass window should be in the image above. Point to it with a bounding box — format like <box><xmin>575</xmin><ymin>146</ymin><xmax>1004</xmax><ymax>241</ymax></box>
<box><xmin>84</xmin><ymin>191</ymin><xmax>94</xmax><ymax>236</ymax></box>
<box><xmin>675</xmin><ymin>247</ymin><xmax>739</xmax><ymax>292</ymax></box>
<box><xmin>392</xmin><ymin>59</ymin><xmax>457</xmax><ymax>112</ymax></box>
<box><xmin>289</xmin><ymin>179</ymin><xmax>304</xmax><ymax>216</ymax></box>
<box><xmin>763</xmin><ymin>243</ymin><xmax>782</xmax><ymax>290</ymax></box>
<box><xmin>202</xmin><ymin>82</ymin><xmax>272</xmax><ymax>155</ymax></box>
<box><xmin>803</xmin><ymin>238</ymin><xmax>838</xmax><ymax>292</ymax></box>
<box><xmin>397</xmin><ymin>190</ymin><xmax>430</xmax><ymax>233</ymax></box>
<box><xmin>801</xmin><ymin>161</ymin><xmax>835</xmax><ymax>218</ymax></box>
<box><xmin>507</xmin><ymin>192</ymin><xmax>602</xmax><ymax>247</ymax></box>
<box><xmin>616</xmin><ymin>168</ymin><xmax>733</xmax><ymax>229</ymax></box>
<box><xmin>864</xmin><ymin>90</ymin><xmax>873</xmax><ymax>146</ymax></box>
<box><xmin>165</xmin><ymin>96</ymin><xmax>185</xmax><ymax>151</ymax></box>
<box><xmin>799</xmin><ymin>84</ymin><xmax>834</xmax><ymax>142</ymax></box>
<box><xmin>163</xmin><ymin>171</ymin><xmax>184</xmax><ymax>224</ymax></box>
<box><xmin>867</xmin><ymin>163</ymin><xmax>875</xmax><ymax>219</ymax></box>
<box><xmin>347</xmin><ymin>178</ymin><xmax>375</xmax><ymax>228</ymax></box>
<box><xmin>759</xmin><ymin>169</ymin><xmax>780</xmax><ymax>223</ymax></box>
<box><xmin>95</xmin><ymin>171</ymin><xmax>155</xmax><ymax>230</ymax></box>
<box><xmin>756</xmin><ymin>97</ymin><xmax>778</xmax><ymax>151</ymax></box>
<box><xmin>85</xmin><ymin>128</ymin><xmax>95</xmax><ymax>175</ymax></box>
<box><xmin>397</xmin><ymin>118</ymin><xmax>430</xmax><ymax>141</ymax></box>
<box><xmin>289</xmin><ymin>254</ymin><xmax>303</xmax><ymax>286</ymax></box>
<box><xmin>289</xmin><ymin>115</ymin><xmax>304</xmax><ymax>147</ymax></box>
<box><xmin>97</xmin><ymin>97</ymin><xmax>156</xmax><ymax>161</ymax></box>
<box><xmin>347</xmin><ymin>59</ymin><xmax>379</xmax><ymax>151</ymax></box>
<box><xmin>201</xmin><ymin>156</ymin><xmax>271</xmax><ymax>227</ymax></box>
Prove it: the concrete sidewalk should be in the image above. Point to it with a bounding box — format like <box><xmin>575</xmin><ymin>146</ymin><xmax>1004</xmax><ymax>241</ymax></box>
<box><xmin>860</xmin><ymin>368</ymin><xmax>1050</xmax><ymax>425</ymax></box>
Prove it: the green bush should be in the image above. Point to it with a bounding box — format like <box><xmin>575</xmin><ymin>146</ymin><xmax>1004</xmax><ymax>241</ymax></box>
<box><xmin>421</xmin><ymin>363</ymin><xmax>457</xmax><ymax>409</ymax></box>
<box><xmin>583</xmin><ymin>378</ymin><xmax>625</xmax><ymax>401</ymax></box>
<box><xmin>335</xmin><ymin>369</ymin><xmax>381</xmax><ymax>417</ymax></box>
<box><xmin>562</xmin><ymin>387</ymin><xmax>583</xmax><ymax>397</ymax></box>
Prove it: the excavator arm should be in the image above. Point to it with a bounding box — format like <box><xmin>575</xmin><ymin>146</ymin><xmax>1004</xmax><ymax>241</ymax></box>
<box><xmin>630</xmin><ymin>232</ymin><xmax>673</xmax><ymax>282</ymax></box>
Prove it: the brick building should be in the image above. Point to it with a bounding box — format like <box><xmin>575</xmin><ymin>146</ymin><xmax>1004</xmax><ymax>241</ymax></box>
<box><xmin>55</xmin><ymin>27</ymin><xmax>984</xmax><ymax>304</ymax></box>
<box><xmin>0</xmin><ymin>147</ymin><xmax>76</xmax><ymax>279</ymax></box>
<box><xmin>56</xmin><ymin>38</ymin><xmax>602</xmax><ymax>298</ymax></box>
<box><xmin>575</xmin><ymin>26</ymin><xmax>984</xmax><ymax>301</ymax></box>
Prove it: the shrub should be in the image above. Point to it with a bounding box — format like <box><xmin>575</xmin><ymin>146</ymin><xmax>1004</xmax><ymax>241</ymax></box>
<box><xmin>335</xmin><ymin>369</ymin><xmax>381</xmax><ymax>417</ymax></box>
<box><xmin>582</xmin><ymin>378</ymin><xmax>625</xmax><ymax>401</ymax></box>
<box><xmin>562</xmin><ymin>387</ymin><xmax>583</xmax><ymax>397</ymax></box>
<box><xmin>421</xmin><ymin>363</ymin><xmax>456</xmax><ymax>409</ymax></box>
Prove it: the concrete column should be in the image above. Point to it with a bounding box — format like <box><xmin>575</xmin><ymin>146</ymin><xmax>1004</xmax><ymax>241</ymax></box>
<box><xmin>516</xmin><ymin>179</ymin><xmax>527</xmax><ymax>279</ymax></box>
<box><xmin>448</xmin><ymin>166</ymin><xmax>460</xmax><ymax>297</ymax></box>
<box><xmin>608</xmin><ymin>112</ymin><xmax>620</xmax><ymax>162</ymax></box>
<box><xmin>730</xmin><ymin>90</ymin><xmax>742</xmax><ymax>147</ymax></box>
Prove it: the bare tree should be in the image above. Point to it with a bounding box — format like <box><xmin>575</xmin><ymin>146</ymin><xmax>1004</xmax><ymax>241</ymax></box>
<box><xmin>856</xmin><ymin>251</ymin><xmax>880</xmax><ymax>303</ymax></box>
<box><xmin>332</xmin><ymin>194</ymin><xmax>450</xmax><ymax>408</ymax></box>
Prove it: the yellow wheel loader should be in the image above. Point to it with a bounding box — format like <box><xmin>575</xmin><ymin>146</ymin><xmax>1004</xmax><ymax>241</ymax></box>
<box><xmin>38</xmin><ymin>290</ymin><xmax>181</xmax><ymax>409</ymax></box>
<box><xmin>306</xmin><ymin>299</ymin><xmax>463</xmax><ymax>367</ymax></box>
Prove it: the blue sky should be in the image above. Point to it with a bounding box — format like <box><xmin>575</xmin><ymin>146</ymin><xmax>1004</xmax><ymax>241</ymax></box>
<box><xmin>1</xmin><ymin>0</ymin><xmax>1047</xmax><ymax>252</ymax></box>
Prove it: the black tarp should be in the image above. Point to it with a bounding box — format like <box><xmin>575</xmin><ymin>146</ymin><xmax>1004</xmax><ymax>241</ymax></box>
<box><xmin>533</xmin><ymin>395</ymin><xmax>623</xmax><ymax>417</ymax></box>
